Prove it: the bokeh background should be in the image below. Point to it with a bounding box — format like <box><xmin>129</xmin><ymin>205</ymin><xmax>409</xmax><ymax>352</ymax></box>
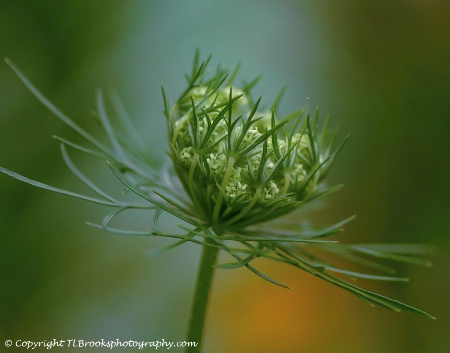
<box><xmin>1</xmin><ymin>1</ymin><xmax>449</xmax><ymax>352</ymax></box>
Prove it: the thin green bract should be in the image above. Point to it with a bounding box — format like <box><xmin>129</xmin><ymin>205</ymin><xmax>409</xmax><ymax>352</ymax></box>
<box><xmin>1</xmin><ymin>55</ymin><xmax>434</xmax><ymax>321</ymax></box>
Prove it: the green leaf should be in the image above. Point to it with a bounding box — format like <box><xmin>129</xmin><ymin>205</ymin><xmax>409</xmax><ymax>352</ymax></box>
<box><xmin>53</xmin><ymin>136</ymin><xmax>108</xmax><ymax>159</ymax></box>
<box><xmin>348</xmin><ymin>244</ymin><xmax>433</xmax><ymax>267</ymax></box>
<box><xmin>277</xmin><ymin>246</ymin><xmax>434</xmax><ymax>318</ymax></box>
<box><xmin>60</xmin><ymin>144</ymin><xmax>118</xmax><ymax>203</ymax></box>
<box><xmin>109</xmin><ymin>89</ymin><xmax>155</xmax><ymax>166</ymax></box>
<box><xmin>324</xmin><ymin>267</ymin><xmax>409</xmax><ymax>282</ymax></box>
<box><xmin>96</xmin><ymin>90</ymin><xmax>127</xmax><ymax>161</ymax></box>
<box><xmin>0</xmin><ymin>166</ymin><xmax>118</xmax><ymax>207</ymax></box>
<box><xmin>145</xmin><ymin>230</ymin><xmax>197</xmax><ymax>256</ymax></box>
<box><xmin>108</xmin><ymin>162</ymin><xmax>197</xmax><ymax>225</ymax></box>
<box><xmin>216</xmin><ymin>254</ymin><xmax>257</xmax><ymax>269</ymax></box>
<box><xmin>5</xmin><ymin>58</ymin><xmax>113</xmax><ymax>157</ymax></box>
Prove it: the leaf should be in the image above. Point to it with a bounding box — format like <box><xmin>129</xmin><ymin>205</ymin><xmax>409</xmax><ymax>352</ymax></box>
<box><xmin>319</xmin><ymin>272</ymin><xmax>435</xmax><ymax>318</ymax></box>
<box><xmin>320</xmin><ymin>248</ymin><xmax>397</xmax><ymax>275</ymax></box>
<box><xmin>96</xmin><ymin>90</ymin><xmax>127</xmax><ymax>160</ymax></box>
<box><xmin>348</xmin><ymin>244</ymin><xmax>433</xmax><ymax>267</ymax></box>
<box><xmin>108</xmin><ymin>162</ymin><xmax>197</xmax><ymax>225</ymax></box>
<box><xmin>301</xmin><ymin>215</ymin><xmax>356</xmax><ymax>239</ymax></box>
<box><xmin>215</xmin><ymin>254</ymin><xmax>257</xmax><ymax>269</ymax></box>
<box><xmin>53</xmin><ymin>136</ymin><xmax>108</xmax><ymax>159</ymax></box>
<box><xmin>350</xmin><ymin>243</ymin><xmax>436</xmax><ymax>256</ymax></box>
<box><xmin>0</xmin><ymin>166</ymin><xmax>118</xmax><ymax>207</ymax></box>
<box><xmin>60</xmin><ymin>144</ymin><xmax>118</xmax><ymax>203</ymax></box>
<box><xmin>245</xmin><ymin>262</ymin><xmax>290</xmax><ymax>289</ymax></box>
<box><xmin>109</xmin><ymin>89</ymin><xmax>155</xmax><ymax>165</ymax></box>
<box><xmin>5</xmin><ymin>58</ymin><xmax>113</xmax><ymax>157</ymax></box>
<box><xmin>211</xmin><ymin>236</ymin><xmax>290</xmax><ymax>288</ymax></box>
<box><xmin>145</xmin><ymin>230</ymin><xmax>197</xmax><ymax>256</ymax></box>
<box><xmin>151</xmin><ymin>209</ymin><xmax>163</xmax><ymax>233</ymax></box>
<box><xmin>276</xmin><ymin>246</ymin><xmax>434</xmax><ymax>318</ymax></box>
<box><xmin>324</xmin><ymin>267</ymin><xmax>409</xmax><ymax>282</ymax></box>
<box><xmin>86</xmin><ymin>222</ymin><xmax>191</xmax><ymax>241</ymax></box>
<box><xmin>102</xmin><ymin>207</ymin><xmax>128</xmax><ymax>227</ymax></box>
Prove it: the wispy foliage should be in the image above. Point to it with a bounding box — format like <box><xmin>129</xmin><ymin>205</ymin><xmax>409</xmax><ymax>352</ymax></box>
<box><xmin>1</xmin><ymin>54</ymin><xmax>433</xmax><ymax>318</ymax></box>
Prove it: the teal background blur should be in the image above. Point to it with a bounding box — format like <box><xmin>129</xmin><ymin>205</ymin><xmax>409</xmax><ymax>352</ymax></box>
<box><xmin>1</xmin><ymin>1</ymin><xmax>449</xmax><ymax>352</ymax></box>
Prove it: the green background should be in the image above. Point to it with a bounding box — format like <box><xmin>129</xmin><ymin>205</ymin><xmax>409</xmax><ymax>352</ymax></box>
<box><xmin>1</xmin><ymin>1</ymin><xmax>449</xmax><ymax>352</ymax></box>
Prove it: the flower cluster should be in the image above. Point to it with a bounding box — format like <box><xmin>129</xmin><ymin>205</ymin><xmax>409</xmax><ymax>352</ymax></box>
<box><xmin>167</xmin><ymin>78</ymin><xmax>339</xmax><ymax>231</ymax></box>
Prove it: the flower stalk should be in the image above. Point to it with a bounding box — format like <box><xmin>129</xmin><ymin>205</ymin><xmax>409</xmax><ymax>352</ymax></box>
<box><xmin>185</xmin><ymin>237</ymin><xmax>219</xmax><ymax>353</ymax></box>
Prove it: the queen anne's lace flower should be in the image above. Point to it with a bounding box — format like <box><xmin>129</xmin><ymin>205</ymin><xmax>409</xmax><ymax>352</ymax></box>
<box><xmin>225</xmin><ymin>167</ymin><xmax>248</xmax><ymax>201</ymax></box>
<box><xmin>168</xmin><ymin>81</ymin><xmax>337</xmax><ymax>229</ymax></box>
<box><xmin>260</xmin><ymin>180</ymin><xmax>280</xmax><ymax>204</ymax></box>
<box><xmin>1</xmin><ymin>55</ymin><xmax>432</xmax><ymax>324</ymax></box>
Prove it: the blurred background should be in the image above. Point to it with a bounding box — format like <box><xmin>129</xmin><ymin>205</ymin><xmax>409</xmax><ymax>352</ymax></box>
<box><xmin>1</xmin><ymin>1</ymin><xmax>449</xmax><ymax>352</ymax></box>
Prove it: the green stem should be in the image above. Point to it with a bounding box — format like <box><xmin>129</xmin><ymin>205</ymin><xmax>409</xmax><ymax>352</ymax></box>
<box><xmin>185</xmin><ymin>238</ymin><xmax>219</xmax><ymax>353</ymax></box>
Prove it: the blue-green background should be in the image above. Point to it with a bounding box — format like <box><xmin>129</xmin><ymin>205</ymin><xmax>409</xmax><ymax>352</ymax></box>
<box><xmin>1</xmin><ymin>1</ymin><xmax>449</xmax><ymax>352</ymax></box>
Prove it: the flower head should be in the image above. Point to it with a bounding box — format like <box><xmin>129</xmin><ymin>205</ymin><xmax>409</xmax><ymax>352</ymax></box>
<box><xmin>167</xmin><ymin>75</ymin><xmax>340</xmax><ymax>232</ymax></box>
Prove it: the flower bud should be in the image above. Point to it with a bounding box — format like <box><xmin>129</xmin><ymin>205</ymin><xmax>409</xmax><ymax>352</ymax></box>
<box><xmin>168</xmin><ymin>80</ymin><xmax>338</xmax><ymax>229</ymax></box>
